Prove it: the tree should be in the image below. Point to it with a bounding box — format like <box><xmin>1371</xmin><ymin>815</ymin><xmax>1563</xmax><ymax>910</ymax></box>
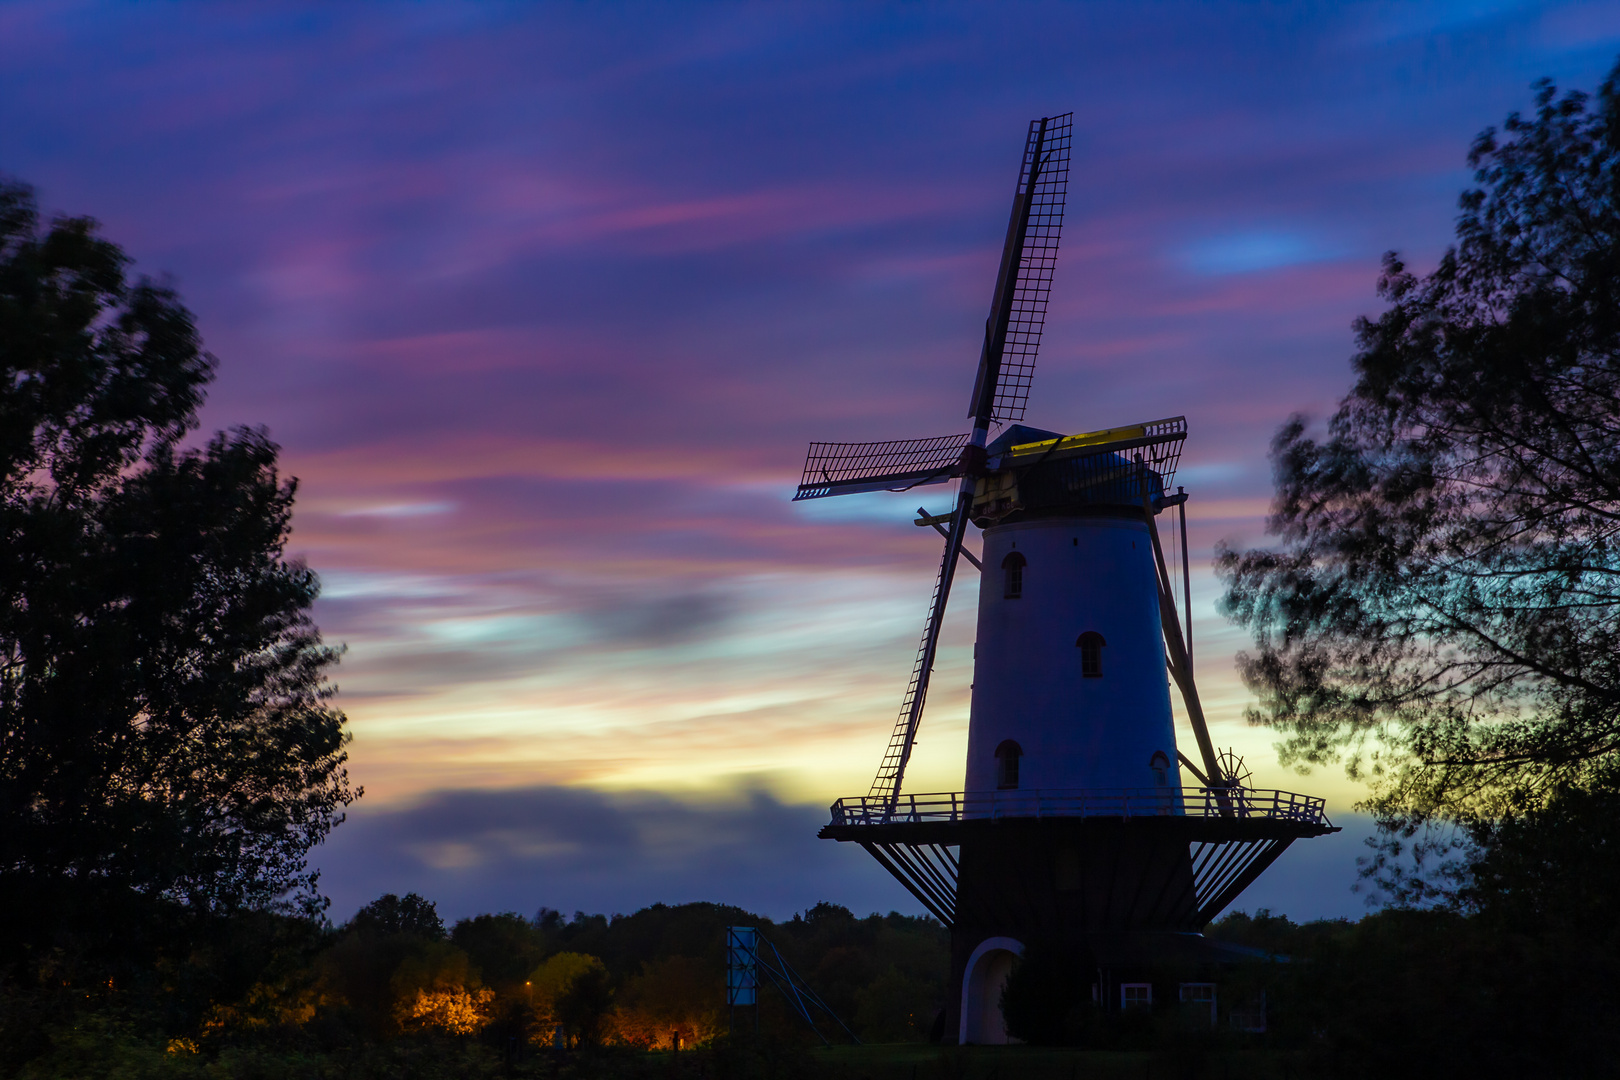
<box><xmin>319</xmin><ymin>929</ymin><xmax>480</xmax><ymax>1041</ymax></box>
<box><xmin>391</xmin><ymin>942</ymin><xmax>493</xmax><ymax>1037</ymax></box>
<box><xmin>614</xmin><ymin>955</ymin><xmax>723</xmax><ymax>1048</ymax></box>
<box><xmin>1460</xmin><ymin>771</ymin><xmax>1620</xmax><ymax>939</ymax></box>
<box><xmin>1218</xmin><ymin>62</ymin><xmax>1620</xmax><ymax>848</ymax></box>
<box><xmin>0</xmin><ymin>179</ymin><xmax>356</xmax><ymax>956</ymax></box>
<box><xmin>998</xmin><ymin>943</ymin><xmax>1087</xmax><ymax>1045</ymax></box>
<box><xmin>448</xmin><ymin>911</ymin><xmax>546</xmax><ymax>1049</ymax></box>
<box><xmin>527</xmin><ymin>952</ymin><xmax>611</xmax><ymax>1048</ymax></box>
<box><xmin>350</xmin><ymin>893</ymin><xmax>447</xmax><ymax>940</ymax></box>
<box><xmin>450</xmin><ymin>911</ymin><xmax>543</xmax><ymax>987</ymax></box>
<box><xmin>555</xmin><ymin>963</ymin><xmax>614</xmax><ymax>1048</ymax></box>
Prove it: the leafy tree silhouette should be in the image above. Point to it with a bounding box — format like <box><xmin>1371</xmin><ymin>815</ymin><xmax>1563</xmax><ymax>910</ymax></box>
<box><xmin>0</xmin><ymin>179</ymin><xmax>357</xmax><ymax>967</ymax></box>
<box><xmin>1220</xmin><ymin>60</ymin><xmax>1620</xmax><ymax>874</ymax></box>
<box><xmin>350</xmin><ymin>893</ymin><xmax>447</xmax><ymax>940</ymax></box>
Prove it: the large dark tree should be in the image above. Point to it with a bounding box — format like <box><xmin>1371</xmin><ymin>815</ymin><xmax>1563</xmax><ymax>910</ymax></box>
<box><xmin>0</xmin><ymin>180</ymin><xmax>355</xmax><ymax>951</ymax></box>
<box><xmin>1219</xmin><ymin>65</ymin><xmax>1620</xmax><ymax>845</ymax></box>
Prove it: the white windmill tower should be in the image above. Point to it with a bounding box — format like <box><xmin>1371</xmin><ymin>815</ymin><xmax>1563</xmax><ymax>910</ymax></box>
<box><xmin>796</xmin><ymin>114</ymin><xmax>1336</xmax><ymax>1043</ymax></box>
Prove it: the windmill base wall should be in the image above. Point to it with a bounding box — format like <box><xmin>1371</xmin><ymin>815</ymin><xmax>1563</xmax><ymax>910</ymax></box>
<box><xmin>942</xmin><ymin>820</ymin><xmax>1199</xmax><ymax>1044</ymax></box>
<box><xmin>947</xmin><ymin>924</ymin><xmax>1275</xmax><ymax>1044</ymax></box>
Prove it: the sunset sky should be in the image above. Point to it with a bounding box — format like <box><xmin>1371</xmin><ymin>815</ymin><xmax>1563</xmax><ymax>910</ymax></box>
<box><xmin>3</xmin><ymin>1</ymin><xmax>1615</xmax><ymax>922</ymax></box>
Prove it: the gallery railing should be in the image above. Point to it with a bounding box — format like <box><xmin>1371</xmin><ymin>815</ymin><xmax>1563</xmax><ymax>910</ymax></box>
<box><xmin>827</xmin><ymin>788</ymin><xmax>1330</xmax><ymax>828</ymax></box>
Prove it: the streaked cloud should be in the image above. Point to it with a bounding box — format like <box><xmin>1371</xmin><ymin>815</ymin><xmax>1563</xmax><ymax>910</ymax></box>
<box><xmin>338</xmin><ymin>502</ymin><xmax>456</xmax><ymax>518</ymax></box>
<box><xmin>1178</xmin><ymin>232</ymin><xmax>1343</xmax><ymax>276</ymax></box>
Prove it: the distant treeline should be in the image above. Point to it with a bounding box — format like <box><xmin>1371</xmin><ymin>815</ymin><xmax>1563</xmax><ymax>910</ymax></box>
<box><xmin>315</xmin><ymin>895</ymin><xmax>948</xmax><ymax>1049</ymax></box>
<box><xmin>1</xmin><ymin>895</ymin><xmax>949</xmax><ymax>1078</ymax></box>
<box><xmin>7</xmin><ymin>862</ymin><xmax>1620</xmax><ymax>1078</ymax></box>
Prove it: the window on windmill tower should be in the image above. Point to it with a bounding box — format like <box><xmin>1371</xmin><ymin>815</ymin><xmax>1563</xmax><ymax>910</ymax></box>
<box><xmin>994</xmin><ymin>740</ymin><xmax>1023</xmax><ymax>790</ymax></box>
<box><xmin>1150</xmin><ymin>751</ymin><xmax>1170</xmax><ymax>786</ymax></box>
<box><xmin>1076</xmin><ymin>631</ymin><xmax>1106</xmax><ymax>677</ymax></box>
<box><xmin>1001</xmin><ymin>552</ymin><xmax>1026</xmax><ymax>599</ymax></box>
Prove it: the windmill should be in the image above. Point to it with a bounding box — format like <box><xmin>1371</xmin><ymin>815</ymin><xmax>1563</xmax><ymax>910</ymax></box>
<box><xmin>798</xmin><ymin>114</ymin><xmax>1337</xmax><ymax>1043</ymax></box>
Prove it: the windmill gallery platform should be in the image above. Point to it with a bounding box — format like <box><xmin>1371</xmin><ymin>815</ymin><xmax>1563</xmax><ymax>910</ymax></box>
<box><xmin>819</xmin><ymin>787</ymin><xmax>1336</xmax><ymax>1041</ymax></box>
<box><xmin>792</xmin><ymin>114</ymin><xmax>1337</xmax><ymax>1043</ymax></box>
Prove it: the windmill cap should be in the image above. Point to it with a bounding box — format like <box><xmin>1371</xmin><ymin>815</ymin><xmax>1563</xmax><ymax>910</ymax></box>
<box><xmin>984</xmin><ymin>424</ymin><xmax>1065</xmax><ymax>458</ymax></box>
<box><xmin>972</xmin><ymin>417</ymin><xmax>1188</xmax><ymax>524</ymax></box>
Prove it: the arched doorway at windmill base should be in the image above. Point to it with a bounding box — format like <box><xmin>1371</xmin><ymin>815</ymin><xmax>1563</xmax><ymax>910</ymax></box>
<box><xmin>960</xmin><ymin>937</ymin><xmax>1024</xmax><ymax>1044</ymax></box>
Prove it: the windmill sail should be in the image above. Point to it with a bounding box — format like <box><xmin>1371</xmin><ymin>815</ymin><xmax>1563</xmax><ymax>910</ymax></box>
<box><xmin>868</xmin><ymin>497</ymin><xmax>972</xmax><ymax>809</ymax></box>
<box><xmin>866</xmin><ymin>113</ymin><xmax>1074</xmax><ymax>810</ymax></box>
<box><xmin>794</xmin><ymin>433</ymin><xmax>969</xmax><ymax>501</ymax></box>
<box><xmin>967</xmin><ymin>113</ymin><xmax>1073</xmax><ymax>427</ymax></box>
<box><xmin>790</xmin><ymin>115</ymin><xmax>1075</xmax><ymax>812</ymax></box>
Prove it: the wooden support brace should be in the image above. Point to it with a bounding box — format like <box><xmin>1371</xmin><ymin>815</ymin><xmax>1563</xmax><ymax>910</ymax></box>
<box><xmin>919</xmin><ymin>507</ymin><xmax>982</xmax><ymax>570</ymax></box>
<box><xmin>1176</xmin><ymin>749</ymin><xmax>1211</xmax><ymax>788</ymax></box>
<box><xmin>1140</xmin><ymin>484</ymin><xmax>1224</xmax><ymax>786</ymax></box>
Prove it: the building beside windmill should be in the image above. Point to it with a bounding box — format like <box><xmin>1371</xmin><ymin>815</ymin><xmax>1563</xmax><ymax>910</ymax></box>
<box><xmin>794</xmin><ymin>114</ymin><xmax>1335</xmax><ymax>1043</ymax></box>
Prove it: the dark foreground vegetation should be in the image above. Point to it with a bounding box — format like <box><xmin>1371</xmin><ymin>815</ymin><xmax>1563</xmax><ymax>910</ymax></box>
<box><xmin>6</xmin><ymin>833</ymin><xmax>1620</xmax><ymax>1080</ymax></box>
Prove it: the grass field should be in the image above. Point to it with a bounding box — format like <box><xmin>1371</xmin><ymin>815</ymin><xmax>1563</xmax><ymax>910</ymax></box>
<box><xmin>804</xmin><ymin>1043</ymin><xmax>1307</xmax><ymax>1080</ymax></box>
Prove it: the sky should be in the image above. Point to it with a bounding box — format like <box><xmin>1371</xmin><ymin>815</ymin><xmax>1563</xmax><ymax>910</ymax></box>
<box><xmin>2</xmin><ymin>0</ymin><xmax>1616</xmax><ymax>924</ymax></box>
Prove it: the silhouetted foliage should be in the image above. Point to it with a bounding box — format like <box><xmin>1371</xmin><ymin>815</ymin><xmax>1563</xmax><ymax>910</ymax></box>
<box><xmin>1219</xmin><ymin>61</ymin><xmax>1620</xmax><ymax>857</ymax></box>
<box><xmin>1459</xmin><ymin>772</ymin><xmax>1620</xmax><ymax>939</ymax></box>
<box><xmin>998</xmin><ymin>942</ymin><xmax>1088</xmax><ymax>1045</ymax></box>
<box><xmin>350</xmin><ymin>893</ymin><xmax>447</xmax><ymax>940</ymax></box>
<box><xmin>557</xmin><ymin>962</ymin><xmax>615</xmax><ymax>1047</ymax></box>
<box><xmin>775</xmin><ymin>904</ymin><xmax>947</xmax><ymax>1044</ymax></box>
<box><xmin>13</xmin><ymin>884</ymin><xmax>1619</xmax><ymax>1078</ymax></box>
<box><xmin>1205</xmin><ymin>897</ymin><xmax>1620</xmax><ymax>1080</ymax></box>
<box><xmin>0</xmin><ymin>180</ymin><xmax>355</xmax><ymax>978</ymax></box>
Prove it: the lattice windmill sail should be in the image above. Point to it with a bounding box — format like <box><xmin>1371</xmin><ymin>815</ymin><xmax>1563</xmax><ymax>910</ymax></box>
<box><xmin>795</xmin><ymin>113</ymin><xmax>1074</xmax><ymax>806</ymax></box>
<box><xmin>796</xmin><ymin>113</ymin><xmax>1339</xmax><ymax>1045</ymax></box>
